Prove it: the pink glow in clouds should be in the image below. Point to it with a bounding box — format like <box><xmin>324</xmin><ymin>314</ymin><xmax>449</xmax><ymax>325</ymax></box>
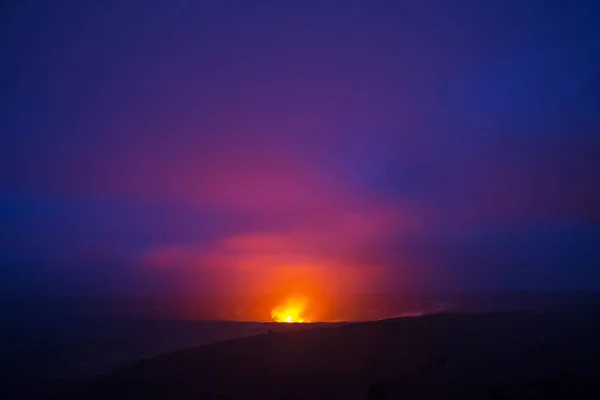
<box><xmin>139</xmin><ymin>158</ymin><xmax>426</xmax><ymax>317</ymax></box>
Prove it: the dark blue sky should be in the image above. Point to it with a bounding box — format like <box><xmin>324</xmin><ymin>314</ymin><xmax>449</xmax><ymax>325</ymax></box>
<box><xmin>1</xmin><ymin>0</ymin><xmax>599</xmax><ymax>296</ymax></box>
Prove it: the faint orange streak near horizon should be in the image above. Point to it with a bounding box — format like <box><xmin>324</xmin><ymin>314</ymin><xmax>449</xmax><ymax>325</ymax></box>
<box><xmin>271</xmin><ymin>296</ymin><xmax>311</xmax><ymax>323</ymax></box>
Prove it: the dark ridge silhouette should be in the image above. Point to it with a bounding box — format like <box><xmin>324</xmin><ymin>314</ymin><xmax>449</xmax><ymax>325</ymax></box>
<box><xmin>63</xmin><ymin>310</ymin><xmax>600</xmax><ymax>399</ymax></box>
<box><xmin>367</xmin><ymin>383</ymin><xmax>386</xmax><ymax>399</ymax></box>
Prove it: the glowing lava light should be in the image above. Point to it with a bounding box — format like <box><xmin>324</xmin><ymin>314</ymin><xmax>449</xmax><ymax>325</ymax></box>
<box><xmin>271</xmin><ymin>297</ymin><xmax>310</xmax><ymax>323</ymax></box>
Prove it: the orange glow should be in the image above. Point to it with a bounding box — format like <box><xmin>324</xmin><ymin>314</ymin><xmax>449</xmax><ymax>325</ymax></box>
<box><xmin>271</xmin><ymin>296</ymin><xmax>310</xmax><ymax>323</ymax></box>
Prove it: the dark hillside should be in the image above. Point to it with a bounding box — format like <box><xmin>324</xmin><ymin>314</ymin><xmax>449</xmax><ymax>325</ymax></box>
<box><xmin>65</xmin><ymin>311</ymin><xmax>600</xmax><ymax>399</ymax></box>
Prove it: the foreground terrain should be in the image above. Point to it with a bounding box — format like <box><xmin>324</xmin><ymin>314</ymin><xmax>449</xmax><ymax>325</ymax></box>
<box><xmin>65</xmin><ymin>310</ymin><xmax>600</xmax><ymax>399</ymax></box>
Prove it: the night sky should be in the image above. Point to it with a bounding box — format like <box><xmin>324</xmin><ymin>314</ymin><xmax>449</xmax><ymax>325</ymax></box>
<box><xmin>1</xmin><ymin>0</ymin><xmax>599</xmax><ymax>297</ymax></box>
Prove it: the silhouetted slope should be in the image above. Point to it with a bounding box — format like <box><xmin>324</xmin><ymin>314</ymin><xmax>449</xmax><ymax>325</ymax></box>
<box><xmin>65</xmin><ymin>311</ymin><xmax>600</xmax><ymax>399</ymax></box>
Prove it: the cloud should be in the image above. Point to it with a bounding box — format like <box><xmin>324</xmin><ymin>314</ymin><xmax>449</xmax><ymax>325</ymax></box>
<box><xmin>136</xmin><ymin>162</ymin><xmax>425</xmax><ymax>294</ymax></box>
<box><xmin>1</xmin><ymin>0</ymin><xmax>599</xmax><ymax>296</ymax></box>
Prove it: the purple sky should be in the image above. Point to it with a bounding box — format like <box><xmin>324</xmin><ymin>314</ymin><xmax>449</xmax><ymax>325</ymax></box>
<box><xmin>1</xmin><ymin>0</ymin><xmax>599</xmax><ymax>296</ymax></box>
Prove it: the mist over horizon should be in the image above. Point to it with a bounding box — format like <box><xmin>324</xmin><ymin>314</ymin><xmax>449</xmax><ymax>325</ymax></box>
<box><xmin>4</xmin><ymin>291</ymin><xmax>599</xmax><ymax>324</ymax></box>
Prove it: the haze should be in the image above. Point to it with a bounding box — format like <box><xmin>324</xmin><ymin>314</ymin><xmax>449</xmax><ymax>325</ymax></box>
<box><xmin>1</xmin><ymin>0</ymin><xmax>599</xmax><ymax>320</ymax></box>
